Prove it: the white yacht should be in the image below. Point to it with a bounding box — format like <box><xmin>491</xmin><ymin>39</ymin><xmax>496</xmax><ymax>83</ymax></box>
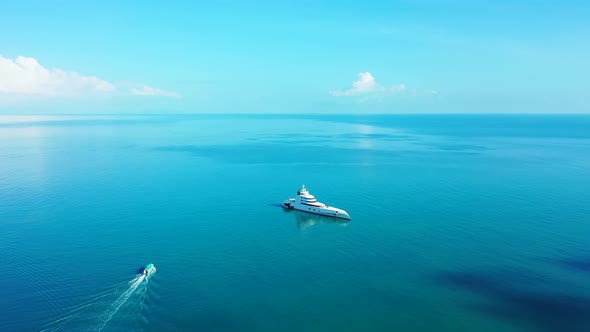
<box><xmin>282</xmin><ymin>185</ymin><xmax>351</xmax><ymax>220</ymax></box>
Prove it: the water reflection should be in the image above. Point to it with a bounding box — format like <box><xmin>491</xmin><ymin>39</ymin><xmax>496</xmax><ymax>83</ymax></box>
<box><xmin>286</xmin><ymin>210</ymin><xmax>350</xmax><ymax>229</ymax></box>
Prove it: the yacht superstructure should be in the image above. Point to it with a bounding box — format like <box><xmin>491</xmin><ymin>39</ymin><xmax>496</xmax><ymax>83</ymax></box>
<box><xmin>282</xmin><ymin>185</ymin><xmax>351</xmax><ymax>220</ymax></box>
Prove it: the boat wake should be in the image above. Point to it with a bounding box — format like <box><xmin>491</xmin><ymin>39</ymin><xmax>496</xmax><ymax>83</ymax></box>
<box><xmin>41</xmin><ymin>273</ymin><xmax>150</xmax><ymax>332</ymax></box>
<box><xmin>92</xmin><ymin>274</ymin><xmax>145</xmax><ymax>331</ymax></box>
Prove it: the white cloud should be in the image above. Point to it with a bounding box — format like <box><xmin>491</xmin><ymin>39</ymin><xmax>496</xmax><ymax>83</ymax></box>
<box><xmin>131</xmin><ymin>85</ymin><xmax>180</xmax><ymax>98</ymax></box>
<box><xmin>0</xmin><ymin>55</ymin><xmax>179</xmax><ymax>99</ymax></box>
<box><xmin>331</xmin><ymin>72</ymin><xmax>406</xmax><ymax>97</ymax></box>
<box><xmin>0</xmin><ymin>55</ymin><xmax>115</xmax><ymax>96</ymax></box>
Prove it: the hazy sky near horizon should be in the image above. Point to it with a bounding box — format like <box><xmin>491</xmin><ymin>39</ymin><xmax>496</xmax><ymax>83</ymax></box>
<box><xmin>0</xmin><ymin>0</ymin><xmax>589</xmax><ymax>114</ymax></box>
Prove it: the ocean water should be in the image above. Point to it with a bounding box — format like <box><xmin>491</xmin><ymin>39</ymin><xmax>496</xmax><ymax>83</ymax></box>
<box><xmin>1</xmin><ymin>114</ymin><xmax>589</xmax><ymax>332</ymax></box>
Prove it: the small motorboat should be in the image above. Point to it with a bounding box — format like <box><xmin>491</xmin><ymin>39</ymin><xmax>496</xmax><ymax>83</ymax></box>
<box><xmin>143</xmin><ymin>263</ymin><xmax>156</xmax><ymax>276</ymax></box>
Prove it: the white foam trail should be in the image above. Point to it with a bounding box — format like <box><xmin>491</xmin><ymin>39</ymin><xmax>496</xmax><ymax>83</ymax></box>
<box><xmin>92</xmin><ymin>275</ymin><xmax>145</xmax><ymax>331</ymax></box>
<box><xmin>41</xmin><ymin>278</ymin><xmax>132</xmax><ymax>332</ymax></box>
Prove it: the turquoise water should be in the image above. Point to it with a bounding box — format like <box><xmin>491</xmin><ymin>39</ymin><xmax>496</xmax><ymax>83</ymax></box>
<box><xmin>1</xmin><ymin>114</ymin><xmax>590</xmax><ymax>332</ymax></box>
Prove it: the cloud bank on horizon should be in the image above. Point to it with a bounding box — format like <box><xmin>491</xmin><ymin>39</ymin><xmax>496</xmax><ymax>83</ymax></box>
<box><xmin>0</xmin><ymin>55</ymin><xmax>179</xmax><ymax>98</ymax></box>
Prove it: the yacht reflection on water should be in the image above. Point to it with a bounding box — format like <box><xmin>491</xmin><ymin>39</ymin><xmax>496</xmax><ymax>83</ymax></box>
<box><xmin>287</xmin><ymin>210</ymin><xmax>350</xmax><ymax>229</ymax></box>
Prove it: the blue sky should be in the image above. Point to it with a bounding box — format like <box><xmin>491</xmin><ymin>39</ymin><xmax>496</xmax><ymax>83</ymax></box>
<box><xmin>0</xmin><ymin>0</ymin><xmax>589</xmax><ymax>113</ymax></box>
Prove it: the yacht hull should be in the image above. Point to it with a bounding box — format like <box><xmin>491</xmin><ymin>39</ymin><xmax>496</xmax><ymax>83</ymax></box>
<box><xmin>282</xmin><ymin>201</ymin><xmax>351</xmax><ymax>220</ymax></box>
<box><xmin>287</xmin><ymin>206</ymin><xmax>352</xmax><ymax>220</ymax></box>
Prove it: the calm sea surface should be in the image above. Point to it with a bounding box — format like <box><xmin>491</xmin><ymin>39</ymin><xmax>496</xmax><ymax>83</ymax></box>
<box><xmin>1</xmin><ymin>114</ymin><xmax>590</xmax><ymax>332</ymax></box>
